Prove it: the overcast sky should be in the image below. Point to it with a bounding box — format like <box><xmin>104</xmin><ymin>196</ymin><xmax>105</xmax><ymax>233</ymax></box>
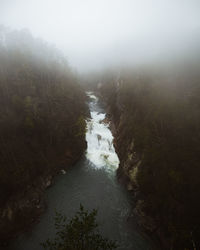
<box><xmin>0</xmin><ymin>0</ymin><xmax>200</xmax><ymax>71</ymax></box>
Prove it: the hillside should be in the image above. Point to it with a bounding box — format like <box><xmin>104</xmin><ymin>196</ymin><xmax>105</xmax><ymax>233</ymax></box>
<box><xmin>0</xmin><ymin>27</ymin><xmax>87</xmax><ymax>244</ymax></box>
<box><xmin>98</xmin><ymin>67</ymin><xmax>200</xmax><ymax>249</ymax></box>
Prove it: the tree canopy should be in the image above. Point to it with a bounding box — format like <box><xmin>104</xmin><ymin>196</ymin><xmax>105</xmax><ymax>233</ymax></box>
<box><xmin>42</xmin><ymin>205</ymin><xmax>117</xmax><ymax>250</ymax></box>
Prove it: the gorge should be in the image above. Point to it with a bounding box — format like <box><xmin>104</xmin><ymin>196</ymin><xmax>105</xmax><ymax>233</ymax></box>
<box><xmin>9</xmin><ymin>92</ymin><xmax>154</xmax><ymax>250</ymax></box>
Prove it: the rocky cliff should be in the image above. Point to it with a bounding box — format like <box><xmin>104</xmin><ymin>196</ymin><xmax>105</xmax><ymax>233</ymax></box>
<box><xmin>98</xmin><ymin>69</ymin><xmax>200</xmax><ymax>249</ymax></box>
<box><xmin>0</xmin><ymin>27</ymin><xmax>87</xmax><ymax>246</ymax></box>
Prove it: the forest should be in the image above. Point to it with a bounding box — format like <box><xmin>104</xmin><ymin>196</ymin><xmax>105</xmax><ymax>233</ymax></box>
<box><xmin>0</xmin><ymin>26</ymin><xmax>87</xmax><ymax>242</ymax></box>
<box><xmin>1</xmin><ymin>1</ymin><xmax>200</xmax><ymax>248</ymax></box>
<box><xmin>98</xmin><ymin>66</ymin><xmax>200</xmax><ymax>249</ymax></box>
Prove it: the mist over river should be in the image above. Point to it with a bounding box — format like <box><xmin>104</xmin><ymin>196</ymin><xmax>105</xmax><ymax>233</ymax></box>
<box><xmin>11</xmin><ymin>92</ymin><xmax>153</xmax><ymax>250</ymax></box>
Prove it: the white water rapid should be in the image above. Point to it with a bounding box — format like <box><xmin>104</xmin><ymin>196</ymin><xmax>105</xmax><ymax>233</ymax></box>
<box><xmin>85</xmin><ymin>92</ymin><xmax>119</xmax><ymax>170</ymax></box>
<box><xmin>12</xmin><ymin>91</ymin><xmax>153</xmax><ymax>250</ymax></box>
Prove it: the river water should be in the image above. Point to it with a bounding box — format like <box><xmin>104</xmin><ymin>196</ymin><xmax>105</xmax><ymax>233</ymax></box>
<box><xmin>12</xmin><ymin>92</ymin><xmax>152</xmax><ymax>250</ymax></box>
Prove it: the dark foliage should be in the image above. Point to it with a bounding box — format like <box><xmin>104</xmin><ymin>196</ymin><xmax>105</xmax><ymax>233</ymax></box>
<box><xmin>0</xmin><ymin>26</ymin><xmax>87</xmax><ymax>206</ymax></box>
<box><xmin>41</xmin><ymin>205</ymin><xmax>117</xmax><ymax>250</ymax></box>
<box><xmin>99</xmin><ymin>68</ymin><xmax>200</xmax><ymax>249</ymax></box>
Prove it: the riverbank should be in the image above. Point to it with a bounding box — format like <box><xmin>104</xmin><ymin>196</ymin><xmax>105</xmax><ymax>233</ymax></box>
<box><xmin>0</xmin><ymin>141</ymin><xmax>87</xmax><ymax>249</ymax></box>
<box><xmin>96</xmin><ymin>88</ymin><xmax>165</xmax><ymax>249</ymax></box>
<box><xmin>97</xmin><ymin>68</ymin><xmax>200</xmax><ymax>249</ymax></box>
<box><xmin>0</xmin><ymin>28</ymin><xmax>89</xmax><ymax>248</ymax></box>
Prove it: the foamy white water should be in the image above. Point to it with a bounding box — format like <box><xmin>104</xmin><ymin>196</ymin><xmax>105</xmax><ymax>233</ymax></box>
<box><xmin>86</xmin><ymin>92</ymin><xmax>119</xmax><ymax>170</ymax></box>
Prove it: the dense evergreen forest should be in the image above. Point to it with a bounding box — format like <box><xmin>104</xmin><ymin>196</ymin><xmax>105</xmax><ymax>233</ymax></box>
<box><xmin>0</xmin><ymin>27</ymin><xmax>87</xmax><ymax>242</ymax></box>
<box><xmin>98</xmin><ymin>66</ymin><xmax>200</xmax><ymax>249</ymax></box>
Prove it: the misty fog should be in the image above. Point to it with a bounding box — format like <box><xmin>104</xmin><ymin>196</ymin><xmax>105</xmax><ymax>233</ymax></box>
<box><xmin>1</xmin><ymin>0</ymin><xmax>200</xmax><ymax>72</ymax></box>
<box><xmin>1</xmin><ymin>1</ymin><xmax>200</xmax><ymax>249</ymax></box>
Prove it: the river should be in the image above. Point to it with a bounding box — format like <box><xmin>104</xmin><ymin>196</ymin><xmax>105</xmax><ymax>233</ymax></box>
<box><xmin>11</xmin><ymin>92</ymin><xmax>152</xmax><ymax>250</ymax></box>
